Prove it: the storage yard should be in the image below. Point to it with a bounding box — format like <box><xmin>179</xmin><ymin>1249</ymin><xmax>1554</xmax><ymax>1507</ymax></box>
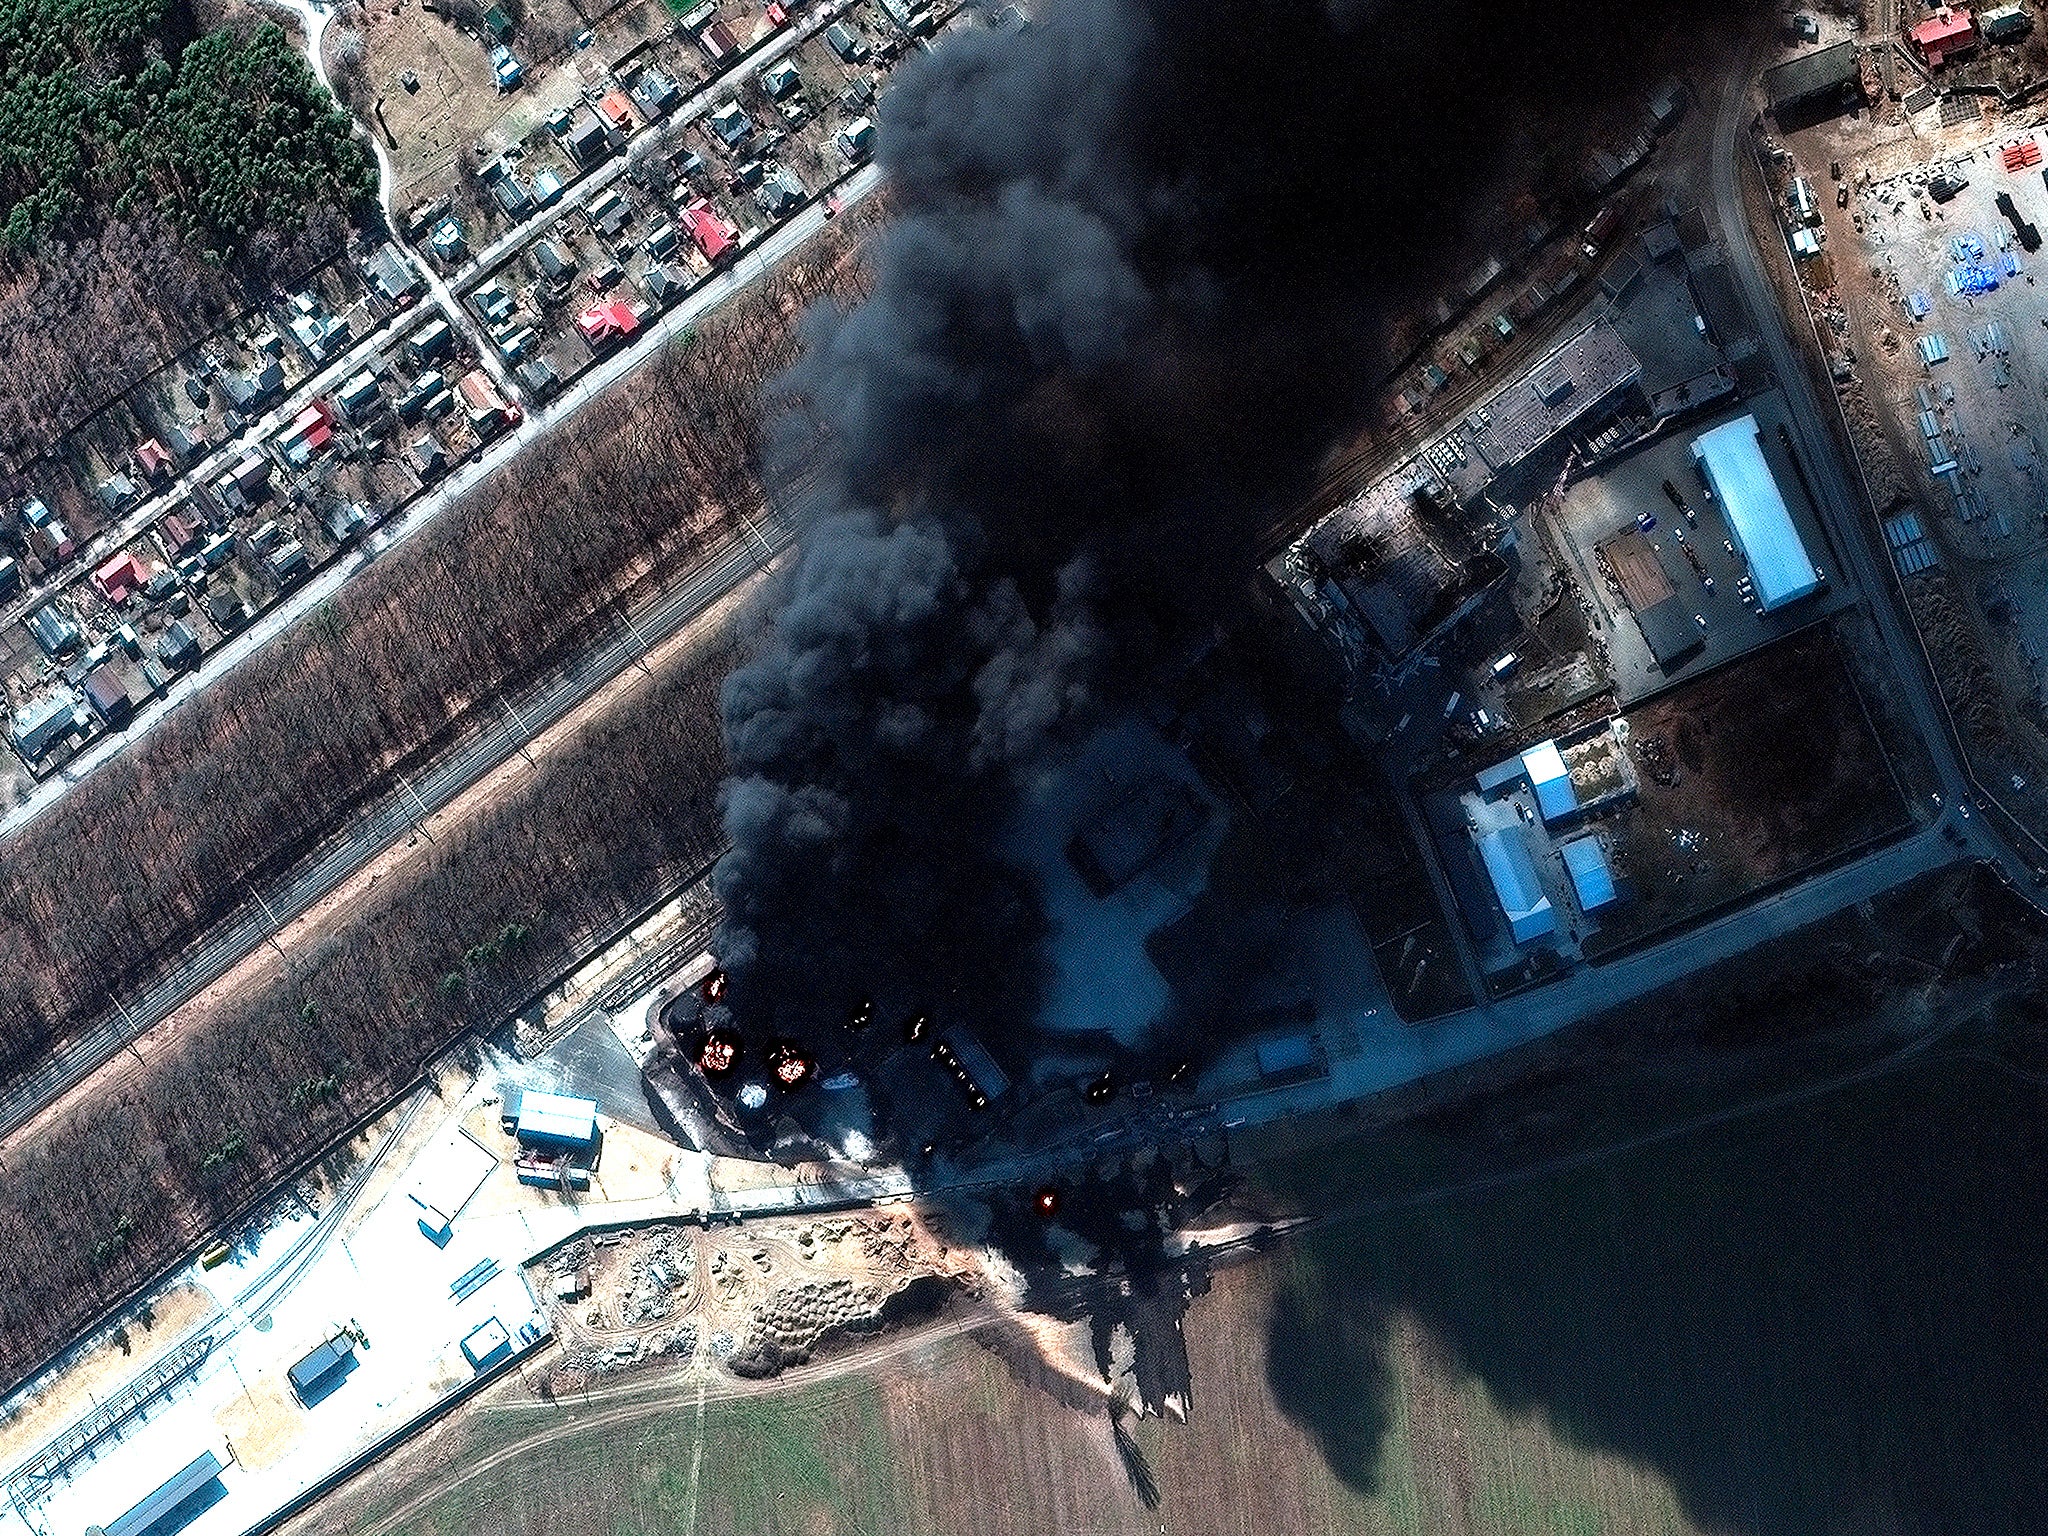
<box><xmin>1766</xmin><ymin>29</ymin><xmax>2048</xmax><ymax>837</ymax></box>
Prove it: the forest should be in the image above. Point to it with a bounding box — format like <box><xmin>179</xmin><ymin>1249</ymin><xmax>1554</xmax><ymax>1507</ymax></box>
<box><xmin>0</xmin><ymin>0</ymin><xmax>373</xmax><ymax>252</ymax></box>
<box><xmin>0</xmin><ymin>631</ymin><xmax>737</xmax><ymax>1389</ymax></box>
<box><xmin>0</xmin><ymin>0</ymin><xmax>373</xmax><ymax>469</ymax></box>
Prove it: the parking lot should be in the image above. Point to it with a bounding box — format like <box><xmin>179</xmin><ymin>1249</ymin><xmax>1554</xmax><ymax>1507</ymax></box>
<box><xmin>1545</xmin><ymin>389</ymin><xmax>1849</xmax><ymax>704</ymax></box>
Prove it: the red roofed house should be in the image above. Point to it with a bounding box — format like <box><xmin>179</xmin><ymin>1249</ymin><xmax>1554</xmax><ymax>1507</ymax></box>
<box><xmin>576</xmin><ymin>301</ymin><xmax>641</xmax><ymax>349</ymax></box>
<box><xmin>597</xmin><ymin>90</ymin><xmax>636</xmax><ymax>134</ymax></box>
<box><xmin>278</xmin><ymin>399</ymin><xmax>336</xmax><ymax>467</ymax></box>
<box><xmin>766</xmin><ymin>2</ymin><xmax>787</xmax><ymax>24</ymax></box>
<box><xmin>681</xmin><ymin>198</ymin><xmax>737</xmax><ymax>263</ymax></box>
<box><xmin>1911</xmin><ymin>7</ymin><xmax>1976</xmax><ymax>64</ymax></box>
<box><xmin>135</xmin><ymin>437</ymin><xmax>175</xmax><ymax>482</ymax></box>
<box><xmin>93</xmin><ymin>551</ymin><xmax>151</xmax><ymax>604</ymax></box>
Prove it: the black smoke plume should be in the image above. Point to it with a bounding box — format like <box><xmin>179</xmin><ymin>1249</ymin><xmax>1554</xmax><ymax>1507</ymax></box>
<box><xmin>715</xmin><ymin>0</ymin><xmax>1743</xmax><ymax>1043</ymax></box>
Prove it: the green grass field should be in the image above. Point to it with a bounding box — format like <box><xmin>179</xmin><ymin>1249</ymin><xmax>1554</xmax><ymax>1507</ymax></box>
<box><xmin>1261</xmin><ymin>1035</ymin><xmax>2048</xmax><ymax>1536</ymax></box>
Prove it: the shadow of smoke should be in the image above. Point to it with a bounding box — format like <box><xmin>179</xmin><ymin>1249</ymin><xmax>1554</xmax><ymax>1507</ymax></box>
<box><xmin>1263</xmin><ymin>1052</ymin><xmax>2048</xmax><ymax>1534</ymax></box>
<box><xmin>1111</xmin><ymin>1405</ymin><xmax>1163</xmax><ymax>1510</ymax></box>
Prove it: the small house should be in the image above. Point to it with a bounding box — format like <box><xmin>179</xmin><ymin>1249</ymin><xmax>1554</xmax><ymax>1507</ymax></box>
<box><xmin>337</xmin><ymin>370</ymin><xmax>382</xmax><ymax>421</ymax></box>
<box><xmin>563</xmin><ymin>109</ymin><xmax>610</xmax><ymax>166</ymax></box>
<box><xmin>837</xmin><ymin>116</ymin><xmax>877</xmax><ymax>163</ymax></box>
<box><xmin>709</xmin><ymin>101</ymin><xmax>753</xmax><ymax>149</ymax></box>
<box><xmin>82</xmin><ymin>665</ymin><xmax>131</xmax><ymax>727</ymax></box>
<box><xmin>26</xmin><ymin>604</ymin><xmax>80</xmax><ymax>656</ymax></box>
<box><xmin>11</xmin><ymin>694</ymin><xmax>82</xmax><ymax>761</ymax></box>
<box><xmin>157</xmin><ymin>619</ymin><xmax>201</xmax><ymax>670</ymax></box>
<box><xmin>408</xmin><ymin>317</ymin><xmax>454</xmax><ymax>365</ymax></box>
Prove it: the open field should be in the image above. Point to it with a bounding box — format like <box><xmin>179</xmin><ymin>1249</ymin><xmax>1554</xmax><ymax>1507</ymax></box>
<box><xmin>1586</xmin><ymin>622</ymin><xmax>1911</xmax><ymax>951</ymax></box>
<box><xmin>344</xmin><ymin>1017</ymin><xmax>2048</xmax><ymax>1536</ymax></box>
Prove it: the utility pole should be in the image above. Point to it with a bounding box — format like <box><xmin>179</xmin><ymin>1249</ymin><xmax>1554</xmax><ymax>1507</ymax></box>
<box><xmin>248</xmin><ymin>881</ymin><xmax>292</xmax><ymax>967</ymax></box>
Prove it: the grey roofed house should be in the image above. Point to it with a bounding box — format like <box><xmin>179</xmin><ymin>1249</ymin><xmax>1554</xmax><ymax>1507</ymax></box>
<box><xmin>1762</xmin><ymin>39</ymin><xmax>1863</xmax><ymax>118</ymax></box>
<box><xmin>413</xmin><ymin>435</ymin><xmax>450</xmax><ymax>477</ymax></box>
<box><xmin>322</xmin><ymin>502</ymin><xmax>367</xmax><ymax>542</ymax></box>
<box><xmin>489</xmin><ymin>172</ymin><xmax>531</xmax><ymax>217</ymax></box>
<box><xmin>364</xmin><ymin>244</ymin><xmax>420</xmax><ymax>303</ymax></box>
<box><xmin>825</xmin><ymin>19</ymin><xmax>866</xmax><ymax>59</ymax></box>
<box><xmin>268</xmin><ymin>539</ymin><xmax>310</xmax><ymax>586</ymax></box>
<box><xmin>98</xmin><ymin>472</ymin><xmax>140</xmax><ymax>511</ymax></box>
<box><xmin>207</xmin><ymin>590</ymin><xmax>248</xmax><ymax>631</ymax></box>
<box><xmin>26</xmin><ymin>604</ymin><xmax>80</xmax><ymax>656</ymax></box>
<box><xmin>533</xmin><ymin>238</ymin><xmax>577</xmax><ymax>281</ymax></box>
<box><xmin>158</xmin><ymin>618</ymin><xmax>200</xmax><ymax>669</ymax></box>
<box><xmin>710</xmin><ymin>101</ymin><xmax>753</xmax><ymax>147</ymax></box>
<box><xmin>755</xmin><ymin>167</ymin><xmax>805</xmax><ymax>219</ymax></box>
<box><xmin>337</xmin><ymin>370</ymin><xmax>381</xmax><ymax>420</ymax></box>
<box><xmin>641</xmin><ymin>263</ymin><xmax>685</xmax><ymax>305</ymax></box>
<box><xmin>408</xmin><ymin>317</ymin><xmax>454</xmax><ymax>363</ymax></box>
<box><xmin>564</xmin><ymin>108</ymin><xmax>610</xmax><ymax>164</ymax></box>
<box><xmin>11</xmin><ymin>693</ymin><xmax>81</xmax><ymax>760</ymax></box>
<box><xmin>760</xmin><ymin>58</ymin><xmax>801</xmax><ymax>99</ymax></box>
<box><xmin>516</xmin><ymin>358</ymin><xmax>561</xmax><ymax>399</ymax></box>
<box><xmin>631</xmin><ymin>66</ymin><xmax>681</xmax><ymax>118</ymax></box>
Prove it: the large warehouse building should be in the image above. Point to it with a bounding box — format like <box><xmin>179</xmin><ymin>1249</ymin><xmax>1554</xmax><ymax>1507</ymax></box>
<box><xmin>1690</xmin><ymin>417</ymin><xmax>1822</xmax><ymax>612</ymax></box>
<box><xmin>1476</xmin><ymin>827</ymin><xmax>1555</xmax><ymax>944</ymax></box>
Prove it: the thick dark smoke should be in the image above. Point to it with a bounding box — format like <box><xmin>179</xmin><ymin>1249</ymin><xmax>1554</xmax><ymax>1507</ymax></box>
<box><xmin>715</xmin><ymin>0</ymin><xmax>1741</xmax><ymax>1043</ymax></box>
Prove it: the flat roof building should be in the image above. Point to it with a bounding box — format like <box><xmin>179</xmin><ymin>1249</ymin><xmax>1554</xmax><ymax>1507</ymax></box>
<box><xmin>513</xmin><ymin>1091</ymin><xmax>599</xmax><ymax>1151</ymax></box>
<box><xmin>1522</xmin><ymin>740</ymin><xmax>1579</xmax><ymax>823</ymax></box>
<box><xmin>1468</xmin><ymin>321</ymin><xmax>1643</xmax><ymax>473</ymax></box>
<box><xmin>461</xmin><ymin>1317</ymin><xmax>513</xmax><ymax>1371</ymax></box>
<box><xmin>1762</xmin><ymin>39</ymin><xmax>1864</xmax><ymax>121</ymax></box>
<box><xmin>1477</xmin><ymin>827</ymin><xmax>1555</xmax><ymax>944</ymax></box>
<box><xmin>1691</xmin><ymin>416</ymin><xmax>1821</xmax><ymax>611</ymax></box>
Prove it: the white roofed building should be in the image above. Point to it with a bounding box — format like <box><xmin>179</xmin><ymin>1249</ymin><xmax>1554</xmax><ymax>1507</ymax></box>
<box><xmin>1521</xmin><ymin>739</ymin><xmax>1579</xmax><ymax>823</ymax></box>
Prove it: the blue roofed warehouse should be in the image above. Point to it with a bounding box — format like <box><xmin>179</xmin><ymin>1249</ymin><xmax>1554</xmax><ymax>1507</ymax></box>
<box><xmin>1690</xmin><ymin>416</ymin><xmax>1821</xmax><ymax>612</ymax></box>
<box><xmin>92</xmin><ymin>1449</ymin><xmax>226</xmax><ymax>1536</ymax></box>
